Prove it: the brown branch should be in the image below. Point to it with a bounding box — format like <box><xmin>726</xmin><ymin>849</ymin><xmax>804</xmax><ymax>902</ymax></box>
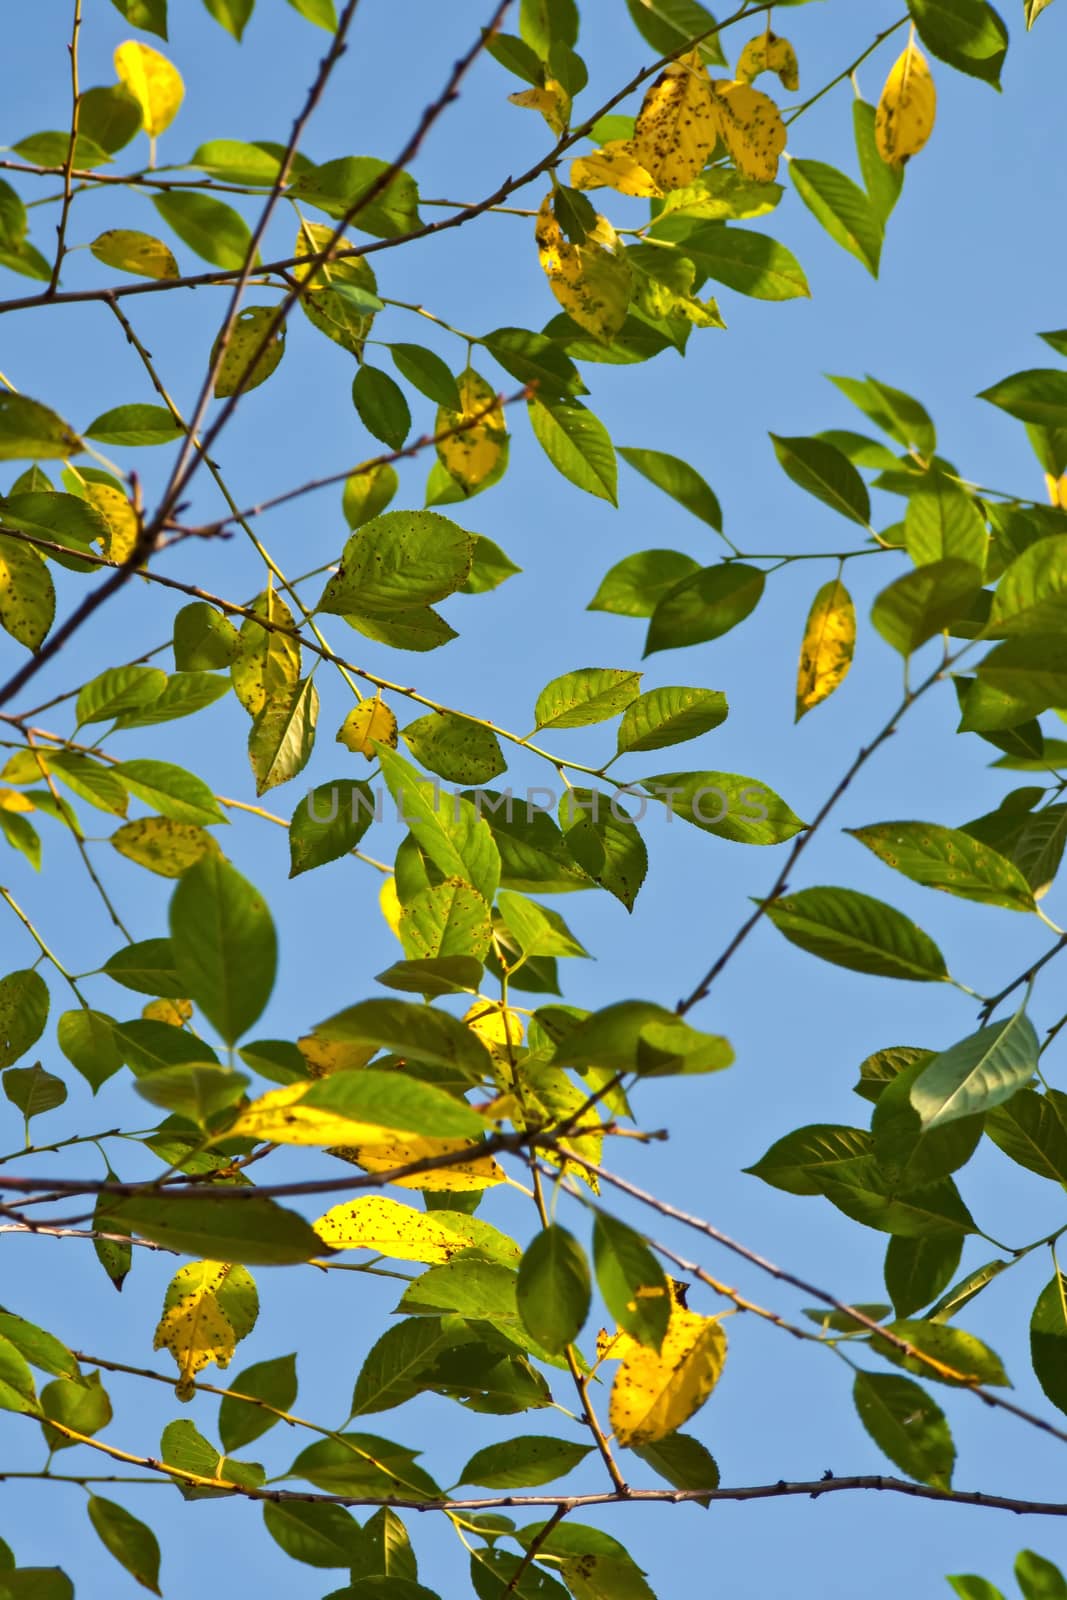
<box><xmin>47</xmin><ymin>0</ymin><xmax>83</xmax><ymax>295</ymax></box>
<box><xmin>978</xmin><ymin>933</ymin><xmax>1067</xmax><ymax>1026</ymax></box>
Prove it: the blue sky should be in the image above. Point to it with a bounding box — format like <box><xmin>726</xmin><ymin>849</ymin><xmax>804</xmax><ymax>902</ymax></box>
<box><xmin>2</xmin><ymin>1</ymin><xmax>1066</xmax><ymax>1595</ymax></box>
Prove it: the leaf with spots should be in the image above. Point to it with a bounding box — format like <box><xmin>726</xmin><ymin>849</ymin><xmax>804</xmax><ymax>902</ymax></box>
<box><xmin>535</xmin><ymin>195</ymin><xmax>633</xmax><ymax>343</ymax></box>
<box><xmin>0</xmin><ymin>535</ymin><xmax>54</xmax><ymax>651</ymax></box>
<box><xmin>570</xmin><ymin>142</ymin><xmax>661</xmax><ymax>197</ymax></box>
<box><xmin>401</xmin><ymin>712</ymin><xmax>505</xmax><ymax>785</ymax></box>
<box><xmin>796</xmin><ymin>577</ymin><xmax>856</xmax><ymax>720</ymax></box>
<box><xmin>153</xmin><ymin>1260</ymin><xmax>258</xmax><ymax>1399</ymax></box>
<box><xmin>313</xmin><ymin>1196</ymin><xmax>518</xmax><ymax>1264</ymax></box>
<box><xmin>847</xmin><ymin>820</ymin><xmax>1036</xmax><ymax>911</ymax></box>
<box><xmin>876</xmin><ymin>41</ymin><xmax>937</xmax><ymax>167</ymax></box>
<box><xmin>606</xmin><ymin>1302</ymin><xmax>727</xmax><ymax>1446</ymax></box>
<box><xmin>230</xmin><ymin>590</ymin><xmax>301</xmax><ymax>718</ymax></box>
<box><xmin>710</xmin><ymin>80</ymin><xmax>787</xmax><ymax>182</ymax></box>
<box><xmin>211</xmin><ymin>306</ymin><xmax>286</xmax><ymax>398</ymax></box>
<box><xmin>633</xmin><ymin>49</ymin><xmax>718</xmax><ymax>190</ymax></box>
<box><xmin>90</xmin><ymin>229</ymin><xmax>178</xmax><ymax>280</ymax></box>
<box><xmin>110</xmin><ymin>817</ymin><xmax>221</xmax><ymax>877</ymax></box>
<box><xmin>435</xmin><ymin>369</ymin><xmax>508</xmax><ymax>497</ymax></box>
<box><xmin>736</xmin><ymin>30</ymin><xmax>799</xmax><ymax>90</ymax></box>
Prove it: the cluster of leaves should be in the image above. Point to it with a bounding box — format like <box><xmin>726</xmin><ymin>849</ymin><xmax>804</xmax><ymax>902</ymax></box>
<box><xmin>2</xmin><ymin>0</ymin><xmax>1067</xmax><ymax>1597</ymax></box>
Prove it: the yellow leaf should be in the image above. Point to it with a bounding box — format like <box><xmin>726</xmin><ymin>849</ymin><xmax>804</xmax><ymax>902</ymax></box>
<box><xmin>114</xmin><ymin>40</ymin><xmax>184</xmax><ymax>139</ymax></box>
<box><xmin>710</xmin><ymin>80</ymin><xmax>787</xmax><ymax>183</ymax></box>
<box><xmin>329</xmin><ymin>1132</ymin><xmax>505</xmax><ymax>1190</ymax></box>
<box><xmin>90</xmin><ymin>228</ymin><xmax>180</xmax><ymax>281</ymax></box>
<box><xmin>212</xmin><ymin>306</ymin><xmax>286</xmax><ymax>399</ymax></box>
<box><xmin>795</xmin><ymin>577</ymin><xmax>856</xmax><ymax>721</ymax></box>
<box><xmin>337</xmin><ymin>697</ymin><xmax>398</xmax><ymax>759</ymax></box>
<box><xmin>299</xmin><ymin>1033</ymin><xmax>376</xmax><ymax>1077</ymax></box>
<box><xmin>224</xmin><ymin>1081</ymin><xmax>409</xmax><ymax>1147</ymax></box>
<box><xmin>314</xmin><ymin>1194</ymin><xmax>507</xmax><ymax>1262</ymax></box>
<box><xmin>463</xmin><ymin>1002</ymin><xmax>525</xmax><ymax>1069</ymax></box>
<box><xmin>633</xmin><ymin>48</ymin><xmax>718</xmax><ymax>190</ymax></box>
<box><xmin>875</xmin><ymin>40</ymin><xmax>936</xmax><ymax>168</ymax></box>
<box><xmin>570</xmin><ymin>142</ymin><xmax>662</xmax><ymax>198</ymax></box>
<box><xmin>83</xmin><ymin>481</ymin><xmax>139</xmax><ymax>563</ymax></box>
<box><xmin>736</xmin><ymin>30</ymin><xmax>800</xmax><ymax>92</ymax></box>
<box><xmin>293</xmin><ymin>221</ymin><xmax>379</xmax><ymax>359</ymax></box>
<box><xmin>1046</xmin><ymin>471</ymin><xmax>1067</xmax><ymax>510</ymax></box>
<box><xmin>1</xmin><ymin>751</ymin><xmax>41</xmax><ymax>786</ymax></box>
<box><xmin>435</xmin><ymin>369</ymin><xmax>508</xmax><ymax>496</ymax></box>
<box><xmin>142</xmin><ymin>997</ymin><xmax>193</xmax><ymax>1026</ymax></box>
<box><xmin>231</xmin><ymin>589</ymin><xmax>300</xmax><ymax>717</ymax></box>
<box><xmin>110</xmin><ymin>817</ymin><xmax>221</xmax><ymax>878</ymax></box>
<box><xmin>608</xmin><ymin>1306</ymin><xmax>727</xmax><ymax>1446</ymax></box>
<box><xmin>153</xmin><ymin>1261</ymin><xmax>237</xmax><ymax>1401</ymax></box>
<box><xmin>0</xmin><ymin>787</ymin><xmax>35</xmax><ymax>814</ymax></box>
<box><xmin>535</xmin><ymin>196</ymin><xmax>633</xmax><ymax>343</ymax></box>
<box><xmin>508</xmin><ymin>79</ymin><xmax>570</xmax><ymax>136</ymax></box>
<box><xmin>379</xmin><ymin>876</ymin><xmax>404</xmax><ymax>942</ymax></box>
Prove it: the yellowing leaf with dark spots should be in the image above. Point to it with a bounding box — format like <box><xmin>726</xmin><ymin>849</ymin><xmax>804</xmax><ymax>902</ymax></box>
<box><xmin>570</xmin><ymin>142</ymin><xmax>662</xmax><ymax>198</ymax></box>
<box><xmin>114</xmin><ymin>40</ymin><xmax>184</xmax><ymax>139</ymax></box>
<box><xmin>231</xmin><ymin>589</ymin><xmax>300</xmax><ymax>717</ymax></box>
<box><xmin>211</xmin><ymin>306</ymin><xmax>286</xmax><ymax>399</ymax></box>
<box><xmin>298</xmin><ymin>1033</ymin><xmax>376</xmax><ymax>1077</ymax></box>
<box><xmin>153</xmin><ymin>1261</ymin><xmax>238</xmax><ymax>1400</ymax></box>
<box><xmin>710</xmin><ymin>80</ymin><xmax>787</xmax><ymax>182</ymax></box>
<box><xmin>508</xmin><ymin>79</ymin><xmax>570</xmax><ymax>136</ymax></box>
<box><xmin>142</xmin><ymin>997</ymin><xmax>193</xmax><ymax>1026</ymax></box>
<box><xmin>535</xmin><ymin>195</ymin><xmax>633</xmax><ymax>343</ymax></box>
<box><xmin>293</xmin><ymin>221</ymin><xmax>379</xmax><ymax>360</ymax></box>
<box><xmin>328</xmin><ymin>1133</ymin><xmax>505</xmax><ymax>1190</ymax></box>
<box><xmin>435</xmin><ymin>369</ymin><xmax>509</xmax><ymax>496</ymax></box>
<box><xmin>224</xmin><ymin>1081</ymin><xmax>411</xmax><ymax>1147</ymax></box>
<box><xmin>337</xmin><ymin>697</ymin><xmax>398</xmax><ymax>759</ymax></box>
<box><xmin>110</xmin><ymin>817</ymin><xmax>221</xmax><ymax>878</ymax></box>
<box><xmin>463</xmin><ymin>1002</ymin><xmax>525</xmax><ymax>1070</ymax></box>
<box><xmin>314</xmin><ymin>1194</ymin><xmax>513</xmax><ymax>1263</ymax></box>
<box><xmin>633</xmin><ymin>48</ymin><xmax>718</xmax><ymax>190</ymax></box>
<box><xmin>875</xmin><ymin>41</ymin><xmax>936</xmax><ymax>168</ymax></box>
<box><xmin>795</xmin><ymin>577</ymin><xmax>856</xmax><ymax>721</ymax></box>
<box><xmin>90</xmin><ymin>229</ymin><xmax>179</xmax><ymax>280</ymax></box>
<box><xmin>608</xmin><ymin>1305</ymin><xmax>727</xmax><ymax>1446</ymax></box>
<box><xmin>736</xmin><ymin>30</ymin><xmax>800</xmax><ymax>91</ymax></box>
<box><xmin>0</xmin><ymin>535</ymin><xmax>55</xmax><ymax>651</ymax></box>
<box><xmin>82</xmin><ymin>481</ymin><xmax>139</xmax><ymax>563</ymax></box>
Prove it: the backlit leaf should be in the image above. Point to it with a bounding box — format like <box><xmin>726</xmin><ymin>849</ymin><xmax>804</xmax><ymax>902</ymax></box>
<box><xmin>114</xmin><ymin>40</ymin><xmax>184</xmax><ymax>137</ymax></box>
<box><xmin>764</xmin><ymin>886</ymin><xmax>949</xmax><ymax>981</ymax></box>
<box><xmin>607</xmin><ymin>1304</ymin><xmax>726</xmax><ymax>1446</ymax></box>
<box><xmin>795</xmin><ymin>577</ymin><xmax>856</xmax><ymax>720</ymax></box>
<box><xmin>875</xmin><ymin>41</ymin><xmax>937</xmax><ymax>166</ymax></box>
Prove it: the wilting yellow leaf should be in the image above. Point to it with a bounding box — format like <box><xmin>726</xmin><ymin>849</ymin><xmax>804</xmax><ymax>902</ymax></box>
<box><xmin>329</xmin><ymin>1132</ymin><xmax>505</xmax><ymax>1190</ymax></box>
<box><xmin>337</xmin><ymin>697</ymin><xmax>398</xmax><ymax>759</ymax></box>
<box><xmin>379</xmin><ymin>876</ymin><xmax>404</xmax><ymax>941</ymax></box>
<box><xmin>508</xmin><ymin>79</ymin><xmax>570</xmax><ymax>135</ymax></box>
<box><xmin>570</xmin><ymin>142</ymin><xmax>662</xmax><ymax>198</ymax></box>
<box><xmin>142</xmin><ymin>997</ymin><xmax>193</xmax><ymax>1027</ymax></box>
<box><xmin>82</xmin><ymin>481</ymin><xmax>139</xmax><ymax>563</ymax></box>
<box><xmin>154</xmin><ymin>1261</ymin><xmax>242</xmax><ymax>1400</ymax></box>
<box><xmin>535</xmin><ymin>195</ymin><xmax>633</xmax><ymax>343</ymax></box>
<box><xmin>608</xmin><ymin>1305</ymin><xmax>727</xmax><ymax>1446</ymax></box>
<box><xmin>114</xmin><ymin>40</ymin><xmax>184</xmax><ymax>138</ymax></box>
<box><xmin>736</xmin><ymin>30</ymin><xmax>799</xmax><ymax>91</ymax></box>
<box><xmin>710</xmin><ymin>80</ymin><xmax>787</xmax><ymax>182</ymax></box>
<box><xmin>110</xmin><ymin>817</ymin><xmax>220</xmax><ymax>878</ymax></box>
<box><xmin>1046</xmin><ymin>471</ymin><xmax>1067</xmax><ymax>510</ymax></box>
<box><xmin>795</xmin><ymin>577</ymin><xmax>856</xmax><ymax>721</ymax></box>
<box><xmin>231</xmin><ymin>589</ymin><xmax>301</xmax><ymax>717</ymax></box>
<box><xmin>633</xmin><ymin>48</ymin><xmax>718</xmax><ymax>190</ymax></box>
<box><xmin>875</xmin><ymin>40</ymin><xmax>936</xmax><ymax>168</ymax></box>
<box><xmin>463</xmin><ymin>1002</ymin><xmax>525</xmax><ymax>1069</ymax></box>
<box><xmin>299</xmin><ymin>1033</ymin><xmax>375</xmax><ymax>1077</ymax></box>
<box><xmin>314</xmin><ymin>1194</ymin><xmax>506</xmax><ymax>1262</ymax></box>
<box><xmin>224</xmin><ymin>1081</ymin><xmax>408</xmax><ymax>1147</ymax></box>
<box><xmin>435</xmin><ymin>369</ymin><xmax>508</xmax><ymax>496</ymax></box>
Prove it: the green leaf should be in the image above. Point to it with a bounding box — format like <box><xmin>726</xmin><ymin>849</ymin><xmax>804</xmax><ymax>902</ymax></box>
<box><xmin>616</xmin><ymin>687</ymin><xmax>727</xmax><ymax>754</ymax></box>
<box><xmin>0</xmin><ymin>1314</ymin><xmax>77</xmax><ymax>1379</ymax></box>
<box><xmin>867</xmin><ymin>1318</ymin><xmax>1009</xmax><ymax>1387</ymax></box>
<box><xmin>770</xmin><ymin>433</ymin><xmax>871</xmax><ymax>525</ymax></box>
<box><xmin>745</xmin><ymin>1124</ymin><xmax>873</xmax><ymax>1196</ymax></box>
<box><xmin>353</xmin><ymin>366</ymin><xmax>411</xmax><ymax>450</ymax></box>
<box><xmin>617</xmin><ymin>446</ymin><xmax>721</xmax><ymax>530</ymax></box>
<box><xmin>0</xmin><ymin>394</ymin><xmax>83</xmax><ymax>460</ymax></box>
<box><xmin>48</xmin><ymin>751</ymin><xmax>128</xmax><ymax>814</ymax></box>
<box><xmin>789</xmin><ymin>158</ymin><xmax>882</xmax><ymax>275</ymax></box>
<box><xmin>344</xmin><ymin>464</ymin><xmax>399</xmax><ymax>530</ymax></box>
<box><xmin>985</xmin><ymin>1088</ymin><xmax>1067</xmax><ymax>1182</ymax></box>
<box><xmin>262</xmin><ymin>1500</ymin><xmax>366</xmax><ymax>1568</ymax></box>
<box><xmin>288</xmin><ymin>1431</ymin><xmax>441</xmax><ymax>1499</ymax></box>
<box><xmin>212</xmin><ymin>306</ymin><xmax>286</xmax><ymax>398</ymax></box>
<box><xmin>907</xmin><ymin>0</ymin><xmax>1009</xmax><ymax>86</ymax></box>
<box><xmin>0</xmin><ymin>535</ymin><xmax>55</xmax><ymax>650</ymax></box>
<box><xmin>909</xmin><ymin>1010</ymin><xmax>1039</xmax><ymax>1129</ymax></box>
<box><xmin>102</xmin><ymin>938</ymin><xmax>184</xmax><ymax>997</ymax></box>
<box><xmin>1015</xmin><ymin>1550</ymin><xmax>1067</xmax><ymax>1600</ymax></box>
<box><xmin>817</xmin><ymin>1160</ymin><xmax>975</xmax><ymax>1237</ymax></box>
<box><xmin>552</xmin><ymin>1000</ymin><xmax>732</xmax><ymax>1077</ymax></box>
<box><xmin>0</xmin><ymin>1333</ymin><xmax>38</xmax><ymax>1414</ymax></box>
<box><xmin>644</xmin><ymin>563</ymin><xmax>765</xmax><ymax>654</ymax></box>
<box><xmin>86</xmin><ymin>1497</ymin><xmax>161</xmax><ymax>1595</ymax></box>
<box><xmin>108</xmin><ymin>0</ymin><xmax>168</xmax><ymax>35</ymax></box>
<box><xmin>312</xmin><ymin>997</ymin><xmax>492</xmax><ymax>1080</ymax></box>
<box><xmin>200</xmin><ymin>0</ymin><xmax>255</xmax><ymax>41</ymax></box>
<box><xmin>516</xmin><ymin>1226</ymin><xmax>590</xmax><ymax>1353</ymax></box>
<box><xmin>249</xmin><ymin>676</ymin><xmax>319</xmax><ymax>796</ymax></box>
<box><xmin>288</xmin><ymin>156</ymin><xmax>420</xmax><ymax>238</ymax></box>
<box><xmin>527</xmin><ymin>396</ymin><xmax>617</xmax><ymax>503</ymax></box>
<box><xmin>173</xmin><ymin>603</ymin><xmax>240</xmax><ymax>670</ymax></box>
<box><xmin>593</xmin><ymin>1211</ymin><xmax>670</xmax><ymax>1349</ymax></box>
<box><xmin>947</xmin><ymin>1580</ymin><xmax>1007</xmax><ymax>1600</ymax></box>
<box><xmin>978</xmin><ymin>368</ymin><xmax>1067</xmax><ymax>427</ymax></box>
<box><xmin>152</xmin><ymin>191</ymin><xmax>256</xmax><ymax>270</ymax></box>
<box><xmin>107</xmin><ymin>1193</ymin><xmax>327</xmax><ymax>1265</ymax></box>
<box><xmin>169</xmin><ymin>857</ymin><xmax>277</xmax><ymax>1043</ymax></box>
<box><xmin>79</xmin><ymin>85</ymin><xmax>144</xmax><ymax>152</ymax></box>
<box><xmin>135</xmin><ymin>1063</ymin><xmax>248</xmax><ymax>1125</ymax></box>
<box><xmin>852</xmin><ymin>1370</ymin><xmax>954</xmax><ymax>1486</ymax></box>
<box><xmin>319</xmin><ymin>511</ymin><xmax>473</xmax><ymax>617</ymax></box>
<box><xmin>903</xmin><ymin>469</ymin><xmax>987</xmax><ymax>569</ymax></box>
<box><xmin>533</xmin><ymin>668</ymin><xmax>641</xmax><ymax>730</ymax></box>
<box><xmin>84</xmin><ymin>403</ymin><xmax>183</xmax><ymax>447</ymax></box>
<box><xmin>558</xmin><ymin>786</ymin><xmax>648</xmax><ymax>910</ymax></box>
<box><xmin>871</xmin><ymin>558</ymin><xmax>983</xmax><ymax>655</ymax></box>
<box><xmin>376</xmin><ymin>956</ymin><xmax>482</xmax><ymax>998</ymax></box>
<box><xmin>39</xmin><ymin>1371</ymin><xmax>111</xmax><ymax>1450</ymax></box>
<box><xmin>113</xmin><ymin>759</ymin><xmax>226</xmax><ymax>826</ymax></box>
<box><xmin>763</xmin><ymin>887</ymin><xmax>949</xmax><ymax>981</ymax></box>
<box><xmin>622</xmin><ymin>0</ymin><xmax>726</xmax><ymax>66</ymax></box>
<box><xmin>829</xmin><ymin>374</ymin><xmax>937</xmax><ymax>455</ymax></box>
<box><xmin>991</xmin><ymin>533</ymin><xmax>1067</xmax><ymax>633</ymax></box>
<box><xmin>855</xmin><ymin>101</ymin><xmax>905</xmax><ymax>225</ymax></box>
<box><xmin>631</xmin><ymin>1432</ymin><xmax>719</xmax><ymax>1506</ymax></box>
<box><xmin>497</xmin><ymin>891</ymin><xmax>588</xmax><ymax>958</ymax></box>
<box><xmin>378</xmin><ymin>747</ymin><xmax>500</xmax><ymax>903</ymax></box>
<box><xmin>0</xmin><ymin>970</ymin><xmax>49</xmax><ymax>1068</ymax></box>
<box><xmin>460</xmin><ymin>534</ymin><xmax>521</xmax><ymax>595</ymax></box>
<box><xmin>3</xmin><ymin>1062</ymin><xmax>66</xmax><ymax>1123</ymax></box>
<box><xmin>884</xmin><ymin>1234</ymin><xmax>963</xmax><ymax>1318</ymax></box>
<box><xmin>1031</xmin><ymin>1271</ymin><xmax>1067</xmax><ymax>1417</ymax></box>
<box><xmin>483</xmin><ymin>327</ymin><xmax>586</xmax><ymax>399</ymax></box>
<box><xmin>847</xmin><ymin>820</ymin><xmax>1035</xmax><ymax>910</ymax></box>
<box><xmin>114</xmin><ymin>670</ymin><xmax>230</xmax><ymax>727</ymax></box>
<box><xmin>399</xmin><ymin>878</ymin><xmax>492</xmax><ymax>963</ymax></box>
<box><xmin>289</xmin><ymin>778</ymin><xmax>375</xmax><ymax>876</ymax></box>
<box><xmin>287</xmin><ymin>0</ymin><xmax>337</xmax><ymax>27</ymax></box>
<box><xmin>388</xmin><ymin>344</ymin><xmax>460</xmax><ymax>409</ymax></box>
<box><xmin>300</xmin><ymin>1066</ymin><xmax>489</xmax><ymax>1136</ymax></box>
<box><xmin>640</xmin><ymin>769</ymin><xmax>805</xmax><ymax>845</ymax></box>
<box><xmin>871</xmin><ymin>1053</ymin><xmax>982</xmax><ymax>1187</ymax></box>
<box><xmin>587</xmin><ymin>550</ymin><xmax>700</xmax><ymax>618</ymax></box>
<box><xmin>470</xmin><ymin>1548</ymin><xmax>569</xmax><ymax>1600</ymax></box>
<box><xmin>350</xmin><ymin>1506</ymin><xmax>418</xmax><ymax>1582</ymax></box>
<box><xmin>401</xmin><ymin>713</ymin><xmax>505</xmax><ymax>785</ymax></box>
<box><xmin>648</xmin><ymin>219</ymin><xmax>809</xmax><ymax>300</ymax></box>
<box><xmin>460</xmin><ymin>1435</ymin><xmax>593</xmax><ymax>1489</ymax></box>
